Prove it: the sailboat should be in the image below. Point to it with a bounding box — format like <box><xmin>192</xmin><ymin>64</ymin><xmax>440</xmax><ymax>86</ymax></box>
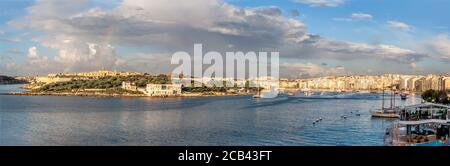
<box><xmin>370</xmin><ymin>86</ymin><xmax>401</xmax><ymax>118</ymax></box>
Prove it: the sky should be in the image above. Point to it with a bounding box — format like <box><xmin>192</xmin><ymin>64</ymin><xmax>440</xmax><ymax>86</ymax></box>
<box><xmin>0</xmin><ymin>0</ymin><xmax>449</xmax><ymax>78</ymax></box>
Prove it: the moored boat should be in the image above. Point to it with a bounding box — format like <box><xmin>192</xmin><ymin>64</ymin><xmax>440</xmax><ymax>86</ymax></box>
<box><xmin>287</xmin><ymin>92</ymin><xmax>295</xmax><ymax>96</ymax></box>
<box><xmin>400</xmin><ymin>93</ymin><xmax>407</xmax><ymax>100</ymax></box>
<box><xmin>371</xmin><ymin>86</ymin><xmax>401</xmax><ymax>118</ymax></box>
<box><xmin>370</xmin><ymin>109</ymin><xmax>401</xmax><ymax>118</ymax></box>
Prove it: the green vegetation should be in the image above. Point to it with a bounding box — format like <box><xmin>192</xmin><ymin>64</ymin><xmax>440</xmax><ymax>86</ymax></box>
<box><xmin>182</xmin><ymin>86</ymin><xmax>228</xmax><ymax>93</ymax></box>
<box><xmin>422</xmin><ymin>89</ymin><xmax>450</xmax><ymax>105</ymax></box>
<box><xmin>35</xmin><ymin>75</ymin><xmax>171</xmax><ymax>94</ymax></box>
<box><xmin>32</xmin><ymin>73</ymin><xmax>258</xmax><ymax>96</ymax></box>
<box><xmin>123</xmin><ymin>74</ymin><xmax>170</xmax><ymax>87</ymax></box>
<box><xmin>0</xmin><ymin>75</ymin><xmax>28</xmax><ymax>84</ymax></box>
<box><xmin>182</xmin><ymin>82</ymin><xmax>259</xmax><ymax>93</ymax></box>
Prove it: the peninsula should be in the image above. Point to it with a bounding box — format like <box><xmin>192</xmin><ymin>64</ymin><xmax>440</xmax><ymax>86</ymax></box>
<box><xmin>9</xmin><ymin>70</ymin><xmax>255</xmax><ymax>97</ymax></box>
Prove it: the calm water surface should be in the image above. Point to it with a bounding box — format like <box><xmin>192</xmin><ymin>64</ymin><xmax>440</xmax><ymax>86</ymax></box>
<box><xmin>0</xmin><ymin>85</ymin><xmax>421</xmax><ymax>146</ymax></box>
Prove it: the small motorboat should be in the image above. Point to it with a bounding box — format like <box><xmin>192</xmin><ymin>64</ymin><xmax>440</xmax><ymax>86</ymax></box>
<box><xmin>252</xmin><ymin>94</ymin><xmax>261</xmax><ymax>98</ymax></box>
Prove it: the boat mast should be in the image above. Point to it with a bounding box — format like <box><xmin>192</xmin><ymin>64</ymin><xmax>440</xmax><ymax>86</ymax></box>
<box><xmin>392</xmin><ymin>90</ymin><xmax>396</xmax><ymax>108</ymax></box>
<box><xmin>382</xmin><ymin>83</ymin><xmax>385</xmax><ymax>110</ymax></box>
<box><xmin>257</xmin><ymin>78</ymin><xmax>260</xmax><ymax>96</ymax></box>
<box><xmin>258</xmin><ymin>86</ymin><xmax>261</xmax><ymax>96</ymax></box>
<box><xmin>390</xmin><ymin>89</ymin><xmax>393</xmax><ymax>109</ymax></box>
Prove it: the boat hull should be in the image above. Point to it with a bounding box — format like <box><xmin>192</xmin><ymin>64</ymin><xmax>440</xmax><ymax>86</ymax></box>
<box><xmin>370</xmin><ymin>111</ymin><xmax>400</xmax><ymax>118</ymax></box>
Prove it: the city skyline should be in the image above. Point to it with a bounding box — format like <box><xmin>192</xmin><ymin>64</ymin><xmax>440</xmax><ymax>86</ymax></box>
<box><xmin>14</xmin><ymin>68</ymin><xmax>450</xmax><ymax>79</ymax></box>
<box><xmin>1</xmin><ymin>0</ymin><xmax>450</xmax><ymax>78</ymax></box>
<box><xmin>282</xmin><ymin>74</ymin><xmax>450</xmax><ymax>92</ymax></box>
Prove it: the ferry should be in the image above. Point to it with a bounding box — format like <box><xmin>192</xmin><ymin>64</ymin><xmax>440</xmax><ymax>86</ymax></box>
<box><xmin>385</xmin><ymin>103</ymin><xmax>450</xmax><ymax>146</ymax></box>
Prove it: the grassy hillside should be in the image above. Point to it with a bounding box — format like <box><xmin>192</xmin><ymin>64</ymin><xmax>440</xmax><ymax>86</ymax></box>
<box><xmin>34</xmin><ymin>75</ymin><xmax>170</xmax><ymax>93</ymax></box>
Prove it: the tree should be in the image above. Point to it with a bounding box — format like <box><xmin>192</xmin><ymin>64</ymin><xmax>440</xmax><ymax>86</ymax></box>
<box><xmin>422</xmin><ymin>89</ymin><xmax>435</xmax><ymax>102</ymax></box>
<box><xmin>422</xmin><ymin>89</ymin><xmax>450</xmax><ymax>105</ymax></box>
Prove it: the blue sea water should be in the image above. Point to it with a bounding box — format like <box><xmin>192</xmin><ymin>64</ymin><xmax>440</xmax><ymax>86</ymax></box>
<box><xmin>0</xmin><ymin>85</ymin><xmax>422</xmax><ymax>146</ymax></box>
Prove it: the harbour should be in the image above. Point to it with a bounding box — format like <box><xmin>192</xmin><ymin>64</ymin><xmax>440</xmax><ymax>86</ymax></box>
<box><xmin>0</xmin><ymin>84</ymin><xmax>423</xmax><ymax>146</ymax></box>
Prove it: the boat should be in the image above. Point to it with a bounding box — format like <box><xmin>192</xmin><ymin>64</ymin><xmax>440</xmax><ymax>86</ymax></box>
<box><xmin>253</xmin><ymin>85</ymin><xmax>262</xmax><ymax>98</ymax></box>
<box><xmin>370</xmin><ymin>110</ymin><xmax>400</xmax><ymax>118</ymax></box>
<box><xmin>253</xmin><ymin>84</ymin><xmax>279</xmax><ymax>99</ymax></box>
<box><xmin>385</xmin><ymin>103</ymin><xmax>450</xmax><ymax>146</ymax></box>
<box><xmin>300</xmin><ymin>86</ymin><xmax>310</xmax><ymax>92</ymax></box>
<box><xmin>253</xmin><ymin>82</ymin><xmax>261</xmax><ymax>99</ymax></box>
<box><xmin>370</xmin><ymin>86</ymin><xmax>401</xmax><ymax>118</ymax></box>
<box><xmin>400</xmin><ymin>93</ymin><xmax>407</xmax><ymax>100</ymax></box>
<box><xmin>303</xmin><ymin>91</ymin><xmax>313</xmax><ymax>96</ymax></box>
<box><xmin>260</xmin><ymin>90</ymin><xmax>278</xmax><ymax>98</ymax></box>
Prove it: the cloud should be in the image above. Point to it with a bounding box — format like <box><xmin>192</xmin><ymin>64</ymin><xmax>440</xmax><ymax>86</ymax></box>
<box><xmin>27</xmin><ymin>47</ymin><xmax>38</xmax><ymax>58</ymax></box>
<box><xmin>253</xmin><ymin>6</ymin><xmax>282</xmax><ymax>16</ymax></box>
<box><xmin>0</xmin><ymin>55</ymin><xmax>11</xmax><ymax>60</ymax></box>
<box><xmin>281</xmin><ymin>63</ymin><xmax>346</xmax><ymax>78</ymax></box>
<box><xmin>282</xmin><ymin>34</ymin><xmax>426</xmax><ymax>64</ymax></box>
<box><xmin>427</xmin><ymin>34</ymin><xmax>450</xmax><ymax>61</ymax></box>
<box><xmin>293</xmin><ymin>0</ymin><xmax>345</xmax><ymax>7</ymax></box>
<box><xmin>289</xmin><ymin>9</ymin><xmax>300</xmax><ymax>17</ymax></box>
<box><xmin>36</xmin><ymin>34</ymin><xmax>123</xmax><ymax>72</ymax></box>
<box><xmin>333</xmin><ymin>12</ymin><xmax>372</xmax><ymax>22</ymax></box>
<box><xmin>409</xmin><ymin>63</ymin><xmax>417</xmax><ymax>69</ymax></box>
<box><xmin>387</xmin><ymin>20</ymin><xmax>412</xmax><ymax>31</ymax></box>
<box><xmin>0</xmin><ymin>63</ymin><xmax>18</xmax><ymax>75</ymax></box>
<box><xmin>332</xmin><ymin>18</ymin><xmax>352</xmax><ymax>22</ymax></box>
<box><xmin>8</xmin><ymin>0</ymin><xmax>427</xmax><ymax>75</ymax></box>
<box><xmin>351</xmin><ymin>13</ymin><xmax>372</xmax><ymax>20</ymax></box>
<box><xmin>0</xmin><ymin>37</ymin><xmax>21</xmax><ymax>43</ymax></box>
<box><xmin>6</xmin><ymin>48</ymin><xmax>24</xmax><ymax>54</ymax></box>
<box><xmin>27</xmin><ymin>46</ymin><xmax>49</xmax><ymax>68</ymax></box>
<box><xmin>5</xmin><ymin>63</ymin><xmax>17</xmax><ymax>71</ymax></box>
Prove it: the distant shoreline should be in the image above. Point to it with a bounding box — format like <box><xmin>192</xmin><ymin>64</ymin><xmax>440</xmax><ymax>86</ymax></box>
<box><xmin>0</xmin><ymin>83</ymin><xmax>28</xmax><ymax>86</ymax></box>
<box><xmin>5</xmin><ymin>91</ymin><xmax>251</xmax><ymax>98</ymax></box>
